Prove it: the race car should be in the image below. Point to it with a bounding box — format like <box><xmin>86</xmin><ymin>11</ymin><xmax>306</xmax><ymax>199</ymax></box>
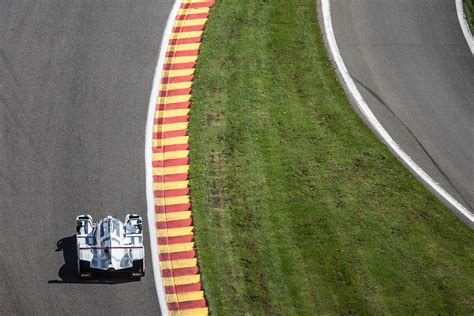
<box><xmin>75</xmin><ymin>214</ymin><xmax>145</xmax><ymax>280</ymax></box>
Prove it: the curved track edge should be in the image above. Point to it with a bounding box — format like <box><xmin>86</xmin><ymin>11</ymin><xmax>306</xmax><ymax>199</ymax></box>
<box><xmin>456</xmin><ymin>0</ymin><xmax>474</xmax><ymax>54</ymax></box>
<box><xmin>317</xmin><ymin>0</ymin><xmax>474</xmax><ymax>228</ymax></box>
<box><xmin>146</xmin><ymin>1</ymin><xmax>182</xmax><ymax>315</ymax></box>
<box><xmin>146</xmin><ymin>1</ymin><xmax>215</xmax><ymax>315</ymax></box>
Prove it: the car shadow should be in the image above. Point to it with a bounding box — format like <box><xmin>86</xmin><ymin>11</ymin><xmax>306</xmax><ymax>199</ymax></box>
<box><xmin>48</xmin><ymin>235</ymin><xmax>136</xmax><ymax>285</ymax></box>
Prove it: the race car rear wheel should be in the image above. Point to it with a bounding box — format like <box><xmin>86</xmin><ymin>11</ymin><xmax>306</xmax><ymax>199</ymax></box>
<box><xmin>78</xmin><ymin>260</ymin><xmax>92</xmax><ymax>278</ymax></box>
<box><xmin>131</xmin><ymin>272</ymin><xmax>142</xmax><ymax>280</ymax></box>
<box><xmin>131</xmin><ymin>259</ymin><xmax>144</xmax><ymax>280</ymax></box>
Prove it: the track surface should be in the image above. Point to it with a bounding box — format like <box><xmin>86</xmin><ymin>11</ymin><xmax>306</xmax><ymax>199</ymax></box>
<box><xmin>331</xmin><ymin>0</ymin><xmax>474</xmax><ymax>213</ymax></box>
<box><xmin>0</xmin><ymin>1</ymin><xmax>173</xmax><ymax>314</ymax></box>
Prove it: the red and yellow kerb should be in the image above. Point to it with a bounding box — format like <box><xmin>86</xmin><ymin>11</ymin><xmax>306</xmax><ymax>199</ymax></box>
<box><xmin>153</xmin><ymin>1</ymin><xmax>215</xmax><ymax>315</ymax></box>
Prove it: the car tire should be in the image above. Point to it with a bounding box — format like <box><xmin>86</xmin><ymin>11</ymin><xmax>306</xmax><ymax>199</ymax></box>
<box><xmin>78</xmin><ymin>260</ymin><xmax>92</xmax><ymax>278</ymax></box>
<box><xmin>131</xmin><ymin>259</ymin><xmax>144</xmax><ymax>280</ymax></box>
<box><xmin>131</xmin><ymin>273</ymin><xmax>142</xmax><ymax>280</ymax></box>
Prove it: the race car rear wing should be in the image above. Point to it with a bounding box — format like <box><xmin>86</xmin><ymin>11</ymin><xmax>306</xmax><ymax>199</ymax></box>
<box><xmin>79</xmin><ymin>246</ymin><xmax>144</xmax><ymax>250</ymax></box>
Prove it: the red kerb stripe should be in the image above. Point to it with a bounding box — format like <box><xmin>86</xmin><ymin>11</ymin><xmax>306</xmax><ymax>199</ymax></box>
<box><xmin>164</xmin><ymin>62</ymin><xmax>196</xmax><ymax>70</ymax></box>
<box><xmin>159</xmin><ymin>250</ymin><xmax>196</xmax><ymax>261</ymax></box>
<box><xmin>158</xmin><ymin>234</ymin><xmax>194</xmax><ymax>245</ymax></box>
<box><xmin>165</xmin><ymin>282</ymin><xmax>202</xmax><ymax>294</ymax></box>
<box><xmin>153</xmin><ymin>157</ymin><xmax>189</xmax><ymax>167</ymax></box>
<box><xmin>154</xmin><ymin>116</ymin><xmax>189</xmax><ymax>125</ymax></box>
<box><xmin>168</xmin><ymin>299</ymin><xmax>207</xmax><ymax>310</ymax></box>
<box><xmin>162</xmin><ymin>266</ymin><xmax>199</xmax><ymax>277</ymax></box>
<box><xmin>173</xmin><ymin>24</ymin><xmax>205</xmax><ymax>33</ymax></box>
<box><xmin>156</xmin><ymin>102</ymin><xmax>191</xmax><ymax>111</ymax></box>
<box><xmin>169</xmin><ymin>37</ymin><xmax>201</xmax><ymax>45</ymax></box>
<box><xmin>155</xmin><ymin>203</ymin><xmax>191</xmax><ymax>214</ymax></box>
<box><xmin>156</xmin><ymin>218</ymin><xmax>193</xmax><ymax>229</ymax></box>
<box><xmin>162</xmin><ymin>75</ymin><xmax>194</xmax><ymax>84</ymax></box>
<box><xmin>159</xmin><ymin>88</ymin><xmax>192</xmax><ymax>97</ymax></box>
<box><xmin>153</xmin><ymin>144</ymin><xmax>189</xmax><ymax>153</ymax></box>
<box><xmin>166</xmin><ymin>49</ymin><xmax>199</xmax><ymax>58</ymax></box>
<box><xmin>180</xmin><ymin>1</ymin><xmax>214</xmax><ymax>9</ymax></box>
<box><xmin>153</xmin><ymin>130</ymin><xmax>188</xmax><ymax>140</ymax></box>
<box><xmin>176</xmin><ymin>13</ymin><xmax>209</xmax><ymax>21</ymax></box>
<box><xmin>154</xmin><ymin>188</ymin><xmax>190</xmax><ymax>198</ymax></box>
<box><xmin>153</xmin><ymin>173</ymin><xmax>188</xmax><ymax>182</ymax></box>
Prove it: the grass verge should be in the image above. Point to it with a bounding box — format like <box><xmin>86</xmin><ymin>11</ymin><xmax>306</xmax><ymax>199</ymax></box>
<box><xmin>464</xmin><ymin>0</ymin><xmax>474</xmax><ymax>33</ymax></box>
<box><xmin>189</xmin><ymin>0</ymin><xmax>474</xmax><ymax>314</ymax></box>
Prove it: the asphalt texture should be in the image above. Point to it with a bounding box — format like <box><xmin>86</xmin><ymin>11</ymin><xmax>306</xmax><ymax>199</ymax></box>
<box><xmin>331</xmin><ymin>0</ymin><xmax>474</xmax><ymax>214</ymax></box>
<box><xmin>0</xmin><ymin>1</ymin><xmax>173</xmax><ymax>315</ymax></box>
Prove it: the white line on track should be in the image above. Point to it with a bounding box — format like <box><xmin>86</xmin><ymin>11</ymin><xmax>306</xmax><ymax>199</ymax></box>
<box><xmin>320</xmin><ymin>0</ymin><xmax>474</xmax><ymax>228</ymax></box>
<box><xmin>145</xmin><ymin>1</ymin><xmax>183</xmax><ymax>315</ymax></box>
<box><xmin>456</xmin><ymin>0</ymin><xmax>474</xmax><ymax>54</ymax></box>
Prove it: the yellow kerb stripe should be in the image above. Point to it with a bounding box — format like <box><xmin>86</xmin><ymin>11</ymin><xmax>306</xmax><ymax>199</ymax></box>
<box><xmin>167</xmin><ymin>43</ymin><xmax>201</xmax><ymax>54</ymax></box>
<box><xmin>181</xmin><ymin>0</ymin><xmax>212</xmax><ymax>4</ymax></box>
<box><xmin>153</xmin><ymin>136</ymin><xmax>189</xmax><ymax>147</ymax></box>
<box><xmin>166</xmin><ymin>291</ymin><xmax>204</xmax><ymax>303</ymax></box>
<box><xmin>155</xmin><ymin>195</ymin><xmax>189</xmax><ymax>206</ymax></box>
<box><xmin>153</xmin><ymin>165</ymin><xmax>190</xmax><ymax>176</ymax></box>
<box><xmin>157</xmin><ymin>94</ymin><xmax>191</xmax><ymax>105</ymax></box>
<box><xmin>162</xmin><ymin>274</ymin><xmax>200</xmax><ymax>286</ymax></box>
<box><xmin>178</xmin><ymin>7</ymin><xmax>209</xmax><ymax>15</ymax></box>
<box><xmin>170</xmin><ymin>308</ymin><xmax>208</xmax><ymax>316</ymax></box>
<box><xmin>154</xmin><ymin>181</ymin><xmax>189</xmax><ymax>191</ymax></box>
<box><xmin>156</xmin><ymin>210</ymin><xmax>191</xmax><ymax>222</ymax></box>
<box><xmin>170</xmin><ymin>31</ymin><xmax>203</xmax><ymax>40</ymax></box>
<box><xmin>162</xmin><ymin>69</ymin><xmax>195</xmax><ymax>78</ymax></box>
<box><xmin>155</xmin><ymin>109</ymin><xmax>190</xmax><ymax>119</ymax></box>
<box><xmin>154</xmin><ymin>122</ymin><xmax>189</xmax><ymax>133</ymax></box>
<box><xmin>165</xmin><ymin>55</ymin><xmax>198</xmax><ymax>64</ymax></box>
<box><xmin>152</xmin><ymin>150</ymin><xmax>189</xmax><ymax>160</ymax></box>
<box><xmin>161</xmin><ymin>81</ymin><xmax>193</xmax><ymax>91</ymax></box>
<box><xmin>159</xmin><ymin>242</ymin><xmax>194</xmax><ymax>253</ymax></box>
<box><xmin>160</xmin><ymin>258</ymin><xmax>197</xmax><ymax>270</ymax></box>
<box><xmin>174</xmin><ymin>19</ymin><xmax>208</xmax><ymax>27</ymax></box>
<box><xmin>157</xmin><ymin>226</ymin><xmax>194</xmax><ymax>237</ymax></box>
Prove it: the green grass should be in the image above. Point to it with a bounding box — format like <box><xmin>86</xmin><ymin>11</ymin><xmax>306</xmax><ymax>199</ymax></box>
<box><xmin>465</xmin><ymin>0</ymin><xmax>474</xmax><ymax>33</ymax></box>
<box><xmin>188</xmin><ymin>1</ymin><xmax>474</xmax><ymax>314</ymax></box>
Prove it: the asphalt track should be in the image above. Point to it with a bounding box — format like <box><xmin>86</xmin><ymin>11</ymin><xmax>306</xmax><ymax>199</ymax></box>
<box><xmin>331</xmin><ymin>0</ymin><xmax>474</xmax><ymax>215</ymax></box>
<box><xmin>0</xmin><ymin>1</ymin><xmax>173</xmax><ymax>314</ymax></box>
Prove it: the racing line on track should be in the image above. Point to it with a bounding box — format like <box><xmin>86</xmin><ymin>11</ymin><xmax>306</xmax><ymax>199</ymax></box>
<box><xmin>151</xmin><ymin>0</ymin><xmax>215</xmax><ymax>315</ymax></box>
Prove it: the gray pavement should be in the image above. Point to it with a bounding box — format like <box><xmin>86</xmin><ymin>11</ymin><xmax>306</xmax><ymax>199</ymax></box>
<box><xmin>331</xmin><ymin>0</ymin><xmax>474</xmax><ymax>214</ymax></box>
<box><xmin>0</xmin><ymin>1</ymin><xmax>173</xmax><ymax>314</ymax></box>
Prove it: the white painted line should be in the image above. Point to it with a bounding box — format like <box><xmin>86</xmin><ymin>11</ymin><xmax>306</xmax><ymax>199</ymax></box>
<box><xmin>320</xmin><ymin>0</ymin><xmax>474</xmax><ymax>227</ymax></box>
<box><xmin>145</xmin><ymin>1</ymin><xmax>183</xmax><ymax>315</ymax></box>
<box><xmin>456</xmin><ymin>0</ymin><xmax>474</xmax><ymax>54</ymax></box>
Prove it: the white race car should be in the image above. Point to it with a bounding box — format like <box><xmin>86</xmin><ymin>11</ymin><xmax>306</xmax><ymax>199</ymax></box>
<box><xmin>75</xmin><ymin>214</ymin><xmax>145</xmax><ymax>280</ymax></box>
